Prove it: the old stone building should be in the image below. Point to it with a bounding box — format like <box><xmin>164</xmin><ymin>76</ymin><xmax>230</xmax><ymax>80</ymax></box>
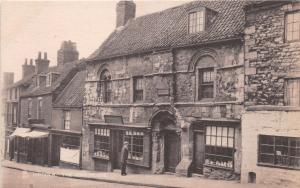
<box><xmin>82</xmin><ymin>0</ymin><xmax>245</xmax><ymax>179</ymax></box>
<box><xmin>241</xmin><ymin>1</ymin><xmax>300</xmax><ymax>186</ymax></box>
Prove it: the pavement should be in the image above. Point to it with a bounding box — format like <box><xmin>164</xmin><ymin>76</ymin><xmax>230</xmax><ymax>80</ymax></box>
<box><xmin>0</xmin><ymin>160</ymin><xmax>293</xmax><ymax>188</ymax></box>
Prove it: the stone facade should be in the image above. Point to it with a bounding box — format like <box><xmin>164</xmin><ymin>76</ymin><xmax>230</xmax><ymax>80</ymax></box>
<box><xmin>82</xmin><ymin>40</ymin><xmax>244</xmax><ymax>178</ymax></box>
<box><xmin>241</xmin><ymin>1</ymin><xmax>300</xmax><ymax>186</ymax></box>
<box><xmin>244</xmin><ymin>2</ymin><xmax>300</xmax><ymax>106</ymax></box>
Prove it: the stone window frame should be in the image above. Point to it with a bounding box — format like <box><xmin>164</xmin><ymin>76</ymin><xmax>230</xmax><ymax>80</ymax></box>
<box><xmin>196</xmin><ymin>66</ymin><xmax>217</xmax><ymax>101</ymax></box>
<box><xmin>98</xmin><ymin>69</ymin><xmax>112</xmax><ymax>103</ymax></box>
<box><xmin>124</xmin><ymin>130</ymin><xmax>144</xmax><ymax>161</ymax></box>
<box><xmin>133</xmin><ymin>76</ymin><xmax>144</xmax><ymax>103</ymax></box>
<box><xmin>285</xmin><ymin>10</ymin><xmax>300</xmax><ymax>42</ymax></box>
<box><xmin>205</xmin><ymin>124</ymin><xmax>235</xmax><ymax>169</ymax></box>
<box><xmin>258</xmin><ymin>135</ymin><xmax>300</xmax><ymax>170</ymax></box>
<box><xmin>284</xmin><ymin>77</ymin><xmax>300</xmax><ymax>106</ymax></box>
<box><xmin>93</xmin><ymin>128</ymin><xmax>110</xmax><ymax>160</ymax></box>
<box><xmin>63</xmin><ymin>110</ymin><xmax>71</xmax><ymax>130</ymax></box>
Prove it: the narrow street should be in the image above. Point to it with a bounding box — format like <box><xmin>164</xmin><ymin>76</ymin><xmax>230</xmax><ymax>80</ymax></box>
<box><xmin>0</xmin><ymin>167</ymin><xmax>148</xmax><ymax>188</ymax></box>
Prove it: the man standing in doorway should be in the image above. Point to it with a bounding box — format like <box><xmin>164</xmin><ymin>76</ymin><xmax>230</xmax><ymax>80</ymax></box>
<box><xmin>120</xmin><ymin>141</ymin><xmax>129</xmax><ymax>176</ymax></box>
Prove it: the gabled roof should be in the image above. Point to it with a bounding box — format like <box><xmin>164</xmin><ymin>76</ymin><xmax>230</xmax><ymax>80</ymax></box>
<box><xmin>89</xmin><ymin>0</ymin><xmax>246</xmax><ymax>61</ymax></box>
<box><xmin>53</xmin><ymin>70</ymin><xmax>86</xmax><ymax>108</ymax></box>
<box><xmin>8</xmin><ymin>73</ymin><xmax>35</xmax><ymax>89</ymax></box>
<box><xmin>21</xmin><ymin>60</ymin><xmax>85</xmax><ymax>97</ymax></box>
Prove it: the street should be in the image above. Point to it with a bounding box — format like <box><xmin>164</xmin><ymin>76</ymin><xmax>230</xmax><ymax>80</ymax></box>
<box><xmin>0</xmin><ymin>167</ymin><xmax>148</xmax><ymax>188</ymax></box>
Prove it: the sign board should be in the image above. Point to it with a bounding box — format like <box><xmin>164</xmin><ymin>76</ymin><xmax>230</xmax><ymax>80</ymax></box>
<box><xmin>157</xmin><ymin>88</ymin><xmax>170</xmax><ymax>96</ymax></box>
<box><xmin>104</xmin><ymin>115</ymin><xmax>124</xmax><ymax>124</ymax></box>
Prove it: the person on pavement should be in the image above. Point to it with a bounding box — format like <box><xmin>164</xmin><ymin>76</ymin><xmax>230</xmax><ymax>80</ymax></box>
<box><xmin>120</xmin><ymin>141</ymin><xmax>129</xmax><ymax>176</ymax></box>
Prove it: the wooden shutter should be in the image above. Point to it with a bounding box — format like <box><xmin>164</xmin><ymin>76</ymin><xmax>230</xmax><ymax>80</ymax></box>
<box><xmin>143</xmin><ymin>132</ymin><xmax>151</xmax><ymax>167</ymax></box>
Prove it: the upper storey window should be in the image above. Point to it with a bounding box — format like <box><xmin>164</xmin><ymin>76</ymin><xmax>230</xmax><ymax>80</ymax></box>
<box><xmin>98</xmin><ymin>70</ymin><xmax>112</xmax><ymax>103</ymax></box>
<box><xmin>286</xmin><ymin>11</ymin><xmax>300</xmax><ymax>42</ymax></box>
<box><xmin>285</xmin><ymin>78</ymin><xmax>300</xmax><ymax>106</ymax></box>
<box><xmin>189</xmin><ymin>10</ymin><xmax>205</xmax><ymax>34</ymax></box>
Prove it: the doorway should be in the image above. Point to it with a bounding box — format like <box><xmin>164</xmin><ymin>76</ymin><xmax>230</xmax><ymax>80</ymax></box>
<box><xmin>164</xmin><ymin>130</ymin><xmax>181</xmax><ymax>173</ymax></box>
<box><xmin>193</xmin><ymin>130</ymin><xmax>205</xmax><ymax>174</ymax></box>
<box><xmin>112</xmin><ymin>130</ymin><xmax>124</xmax><ymax>169</ymax></box>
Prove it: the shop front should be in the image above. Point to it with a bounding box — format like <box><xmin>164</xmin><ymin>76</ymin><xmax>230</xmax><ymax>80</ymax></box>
<box><xmin>49</xmin><ymin>129</ymin><xmax>81</xmax><ymax>169</ymax></box>
<box><xmin>191</xmin><ymin>120</ymin><xmax>241</xmax><ymax>179</ymax></box>
<box><xmin>87</xmin><ymin>115</ymin><xmax>151</xmax><ymax>173</ymax></box>
<box><xmin>10</xmin><ymin>127</ymin><xmax>49</xmax><ymax>166</ymax></box>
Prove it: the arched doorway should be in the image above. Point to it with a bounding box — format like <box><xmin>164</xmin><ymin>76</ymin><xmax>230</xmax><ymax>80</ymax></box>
<box><xmin>164</xmin><ymin>130</ymin><xmax>181</xmax><ymax>172</ymax></box>
<box><xmin>150</xmin><ymin>111</ymin><xmax>181</xmax><ymax>173</ymax></box>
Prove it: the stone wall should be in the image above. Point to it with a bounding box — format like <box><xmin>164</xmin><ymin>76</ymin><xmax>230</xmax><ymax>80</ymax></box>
<box><xmin>244</xmin><ymin>2</ymin><xmax>300</xmax><ymax>105</ymax></box>
<box><xmin>241</xmin><ymin>109</ymin><xmax>300</xmax><ymax>187</ymax></box>
<box><xmin>83</xmin><ymin>41</ymin><xmax>245</xmax><ymax>175</ymax></box>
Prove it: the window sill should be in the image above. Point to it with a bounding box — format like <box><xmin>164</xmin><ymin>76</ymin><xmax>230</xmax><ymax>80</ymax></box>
<box><xmin>127</xmin><ymin>160</ymin><xmax>150</xmax><ymax>168</ymax></box>
<box><xmin>203</xmin><ymin>164</ymin><xmax>234</xmax><ymax>171</ymax></box>
<box><xmin>92</xmin><ymin>155</ymin><xmax>110</xmax><ymax>161</ymax></box>
<box><xmin>257</xmin><ymin>163</ymin><xmax>300</xmax><ymax>171</ymax></box>
<box><xmin>246</xmin><ymin>105</ymin><xmax>300</xmax><ymax>112</ymax></box>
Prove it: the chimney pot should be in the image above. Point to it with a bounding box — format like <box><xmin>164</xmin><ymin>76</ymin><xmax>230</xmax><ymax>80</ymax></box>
<box><xmin>30</xmin><ymin>59</ymin><xmax>33</xmax><ymax>65</ymax></box>
<box><xmin>25</xmin><ymin>58</ymin><xmax>28</xmax><ymax>65</ymax></box>
<box><xmin>44</xmin><ymin>52</ymin><xmax>47</xmax><ymax>60</ymax></box>
<box><xmin>38</xmin><ymin>52</ymin><xmax>42</xmax><ymax>59</ymax></box>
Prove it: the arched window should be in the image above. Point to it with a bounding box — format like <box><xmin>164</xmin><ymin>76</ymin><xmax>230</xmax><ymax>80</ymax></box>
<box><xmin>97</xmin><ymin>69</ymin><xmax>112</xmax><ymax>103</ymax></box>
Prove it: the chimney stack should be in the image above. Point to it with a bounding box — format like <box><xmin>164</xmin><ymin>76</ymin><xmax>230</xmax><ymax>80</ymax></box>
<box><xmin>22</xmin><ymin>58</ymin><xmax>35</xmax><ymax>78</ymax></box>
<box><xmin>57</xmin><ymin>40</ymin><xmax>79</xmax><ymax>66</ymax></box>
<box><xmin>35</xmin><ymin>51</ymin><xmax>50</xmax><ymax>74</ymax></box>
<box><xmin>116</xmin><ymin>0</ymin><xmax>136</xmax><ymax>28</ymax></box>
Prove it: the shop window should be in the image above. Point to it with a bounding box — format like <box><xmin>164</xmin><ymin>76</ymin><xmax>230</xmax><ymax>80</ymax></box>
<box><xmin>285</xmin><ymin>79</ymin><xmax>300</xmax><ymax>106</ymax></box>
<box><xmin>60</xmin><ymin>136</ymin><xmax>80</xmax><ymax>165</ymax></box>
<box><xmin>37</xmin><ymin>98</ymin><xmax>43</xmax><ymax>119</ymax></box>
<box><xmin>98</xmin><ymin>70</ymin><xmax>112</xmax><ymax>103</ymax></box>
<box><xmin>198</xmin><ymin>68</ymin><xmax>215</xmax><ymax>100</ymax></box>
<box><xmin>125</xmin><ymin>131</ymin><xmax>144</xmax><ymax>161</ymax></box>
<box><xmin>205</xmin><ymin>126</ymin><xmax>235</xmax><ymax>169</ymax></box>
<box><xmin>286</xmin><ymin>11</ymin><xmax>300</xmax><ymax>42</ymax></box>
<box><xmin>134</xmin><ymin>77</ymin><xmax>144</xmax><ymax>102</ymax></box>
<box><xmin>258</xmin><ymin>135</ymin><xmax>300</xmax><ymax>169</ymax></box>
<box><xmin>189</xmin><ymin>10</ymin><xmax>205</xmax><ymax>34</ymax></box>
<box><xmin>28</xmin><ymin>99</ymin><xmax>32</xmax><ymax>119</ymax></box>
<box><xmin>94</xmin><ymin>128</ymin><xmax>110</xmax><ymax>159</ymax></box>
<box><xmin>63</xmin><ymin>111</ymin><xmax>71</xmax><ymax>130</ymax></box>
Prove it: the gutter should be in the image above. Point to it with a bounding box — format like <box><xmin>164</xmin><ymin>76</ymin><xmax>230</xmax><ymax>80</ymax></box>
<box><xmin>86</xmin><ymin>36</ymin><xmax>243</xmax><ymax>63</ymax></box>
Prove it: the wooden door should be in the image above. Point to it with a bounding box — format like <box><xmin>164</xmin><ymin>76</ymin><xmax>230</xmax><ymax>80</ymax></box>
<box><xmin>164</xmin><ymin>131</ymin><xmax>181</xmax><ymax>173</ymax></box>
<box><xmin>193</xmin><ymin>131</ymin><xmax>205</xmax><ymax>174</ymax></box>
<box><xmin>112</xmin><ymin>130</ymin><xmax>124</xmax><ymax>169</ymax></box>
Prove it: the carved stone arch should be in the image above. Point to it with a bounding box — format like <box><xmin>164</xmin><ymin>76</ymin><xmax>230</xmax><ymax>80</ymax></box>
<box><xmin>149</xmin><ymin>110</ymin><xmax>178</xmax><ymax>132</ymax></box>
<box><xmin>188</xmin><ymin>48</ymin><xmax>220</xmax><ymax>72</ymax></box>
<box><xmin>96</xmin><ymin>63</ymin><xmax>111</xmax><ymax>80</ymax></box>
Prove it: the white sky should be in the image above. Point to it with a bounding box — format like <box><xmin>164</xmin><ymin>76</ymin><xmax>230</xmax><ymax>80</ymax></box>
<box><xmin>1</xmin><ymin>0</ymin><xmax>190</xmax><ymax>82</ymax></box>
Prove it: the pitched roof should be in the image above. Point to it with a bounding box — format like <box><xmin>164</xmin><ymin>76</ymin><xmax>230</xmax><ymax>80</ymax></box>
<box><xmin>21</xmin><ymin>60</ymin><xmax>85</xmax><ymax>97</ymax></box>
<box><xmin>53</xmin><ymin>70</ymin><xmax>86</xmax><ymax>108</ymax></box>
<box><xmin>8</xmin><ymin>73</ymin><xmax>35</xmax><ymax>89</ymax></box>
<box><xmin>89</xmin><ymin>0</ymin><xmax>246</xmax><ymax>61</ymax></box>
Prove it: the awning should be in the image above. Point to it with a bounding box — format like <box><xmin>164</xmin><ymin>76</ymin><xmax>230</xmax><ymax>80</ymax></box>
<box><xmin>25</xmin><ymin>131</ymin><xmax>49</xmax><ymax>138</ymax></box>
<box><xmin>9</xmin><ymin>128</ymin><xmax>49</xmax><ymax>138</ymax></box>
<box><xmin>9</xmin><ymin>128</ymin><xmax>31</xmax><ymax>138</ymax></box>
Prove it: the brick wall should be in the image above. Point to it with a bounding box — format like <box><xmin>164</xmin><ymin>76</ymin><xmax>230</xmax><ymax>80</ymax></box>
<box><xmin>52</xmin><ymin>108</ymin><xmax>82</xmax><ymax>132</ymax></box>
<box><xmin>244</xmin><ymin>2</ymin><xmax>300</xmax><ymax>105</ymax></box>
<box><xmin>20</xmin><ymin>95</ymin><xmax>53</xmax><ymax>126</ymax></box>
